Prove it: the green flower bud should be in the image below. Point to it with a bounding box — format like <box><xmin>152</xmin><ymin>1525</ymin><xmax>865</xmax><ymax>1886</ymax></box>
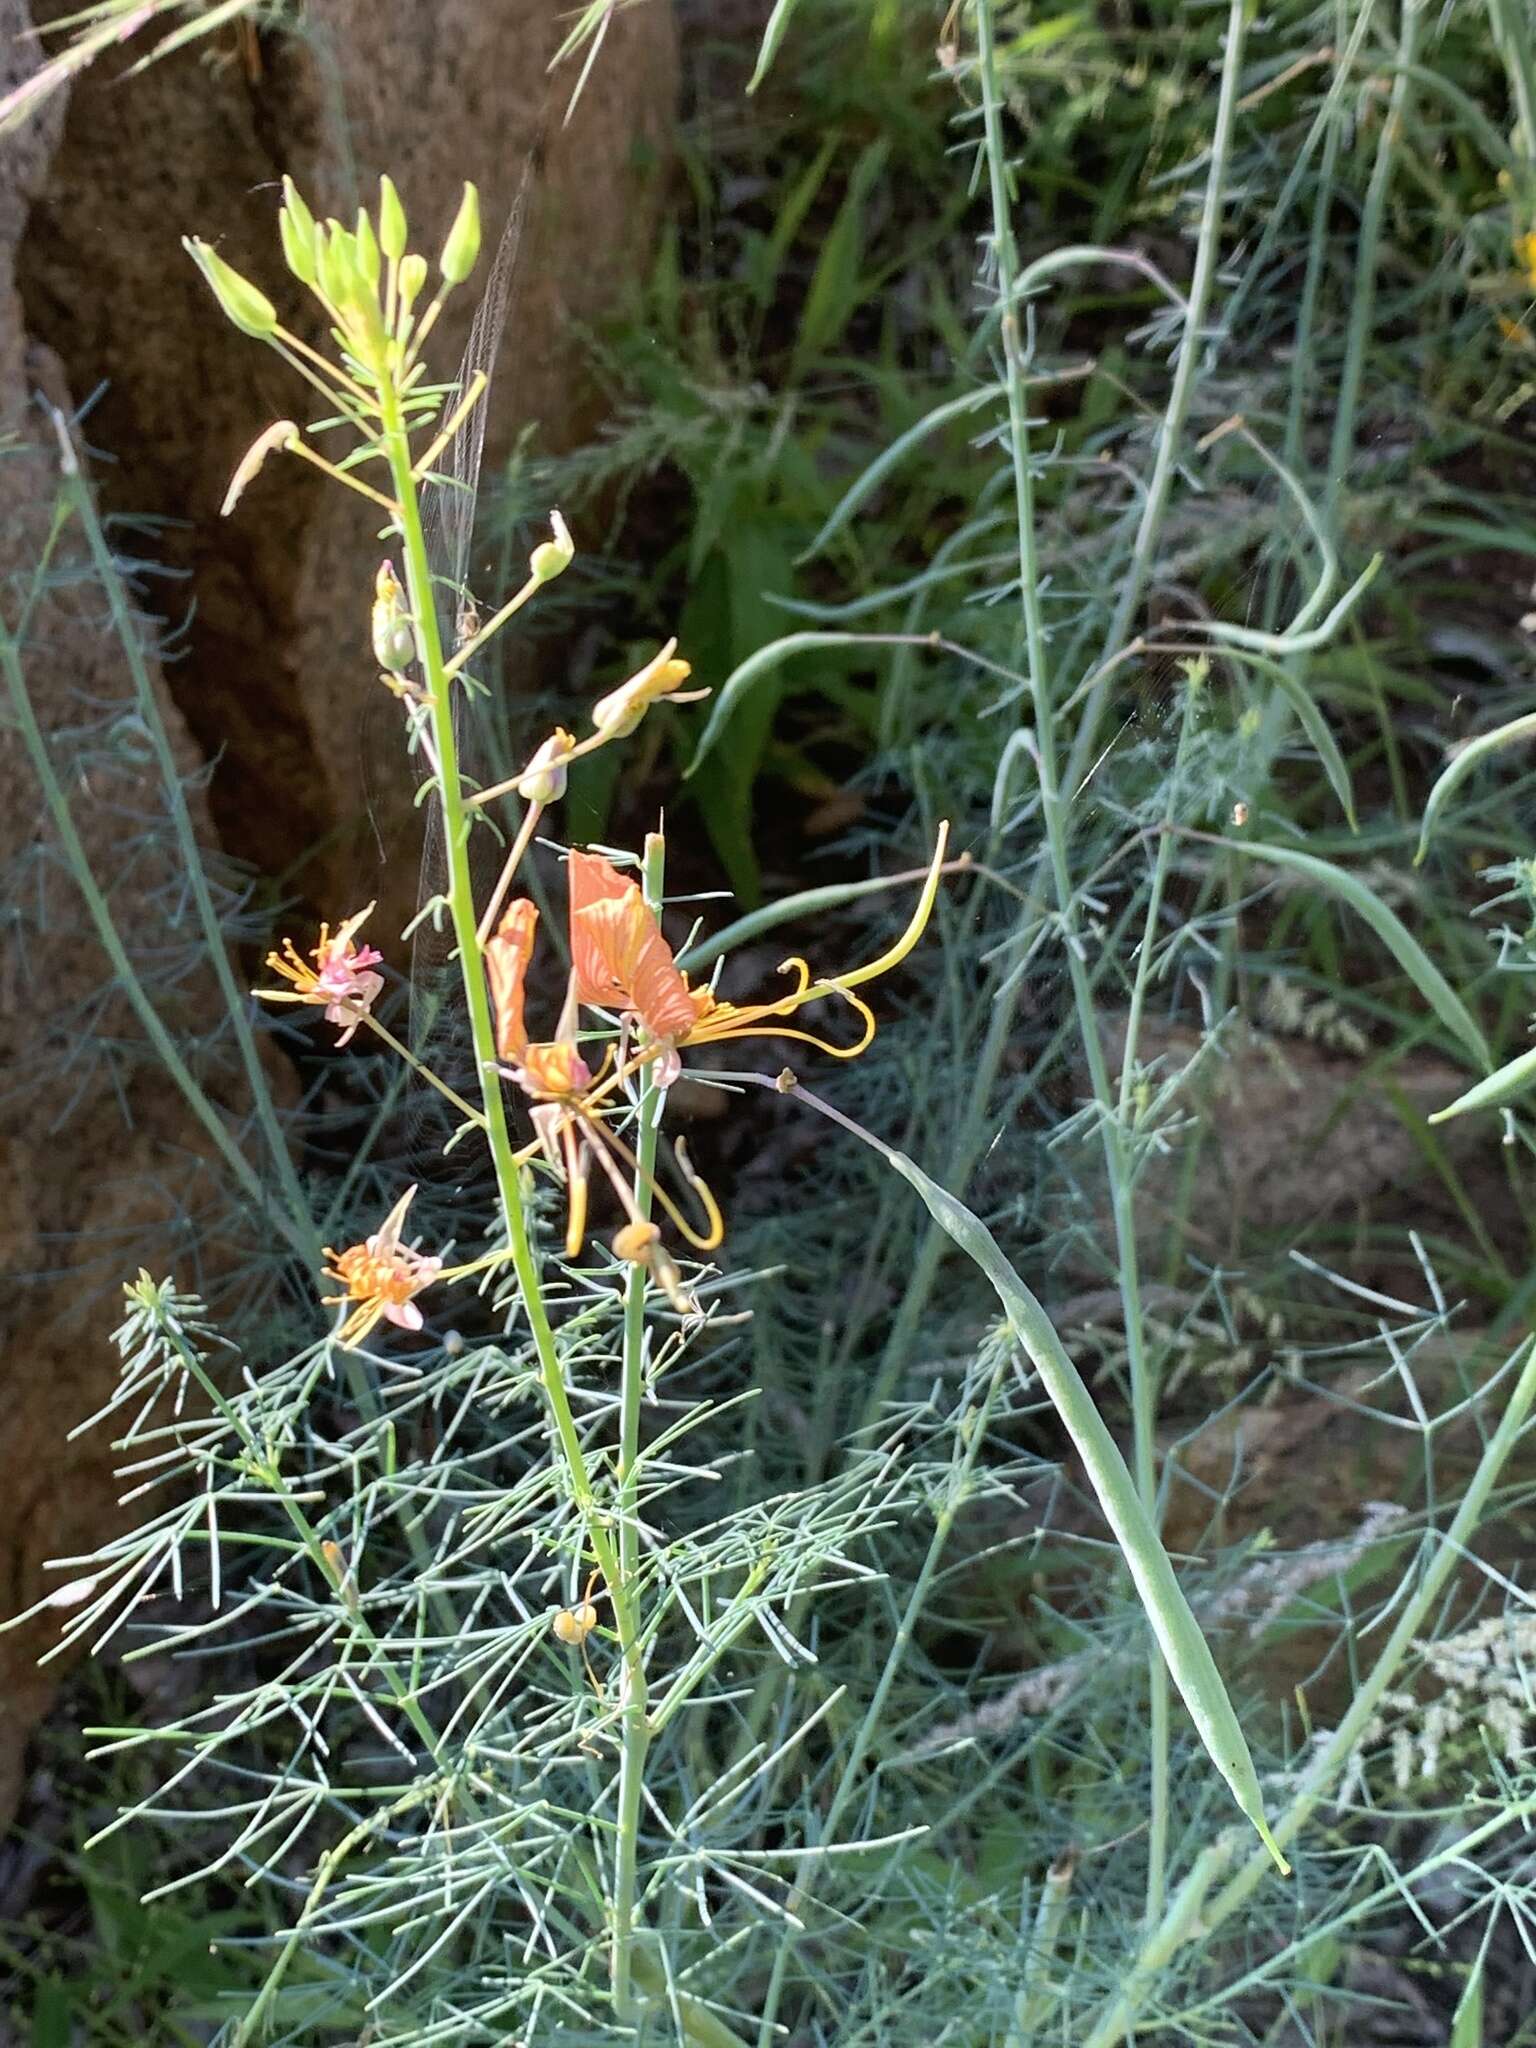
<box><xmin>279</xmin><ymin>204</ymin><xmax>317</xmax><ymax>286</ymax></box>
<box><xmin>183</xmin><ymin>238</ymin><xmax>278</xmax><ymax>339</ymax></box>
<box><xmin>398</xmin><ymin>252</ymin><xmax>428</xmax><ymax>310</ymax></box>
<box><xmin>316</xmin><ymin>221</ymin><xmax>356</xmax><ymax>310</ymax></box>
<box><xmin>439</xmin><ymin>182</ymin><xmax>481</xmax><ymax>286</ymax></box>
<box><xmin>281</xmin><ymin>177</ymin><xmax>317</xmax><ymax>247</ymax></box>
<box><xmin>529</xmin><ymin>509</ymin><xmax>575</xmax><ymax>584</ymax></box>
<box><xmin>279</xmin><ymin>178</ymin><xmax>319</xmax><ymax>286</ymax></box>
<box><xmin>354</xmin><ymin>208</ymin><xmax>381</xmax><ymax>292</ymax></box>
<box><xmin>372</xmin><ymin>560</ymin><xmax>416</xmax><ymax>673</ymax></box>
<box><xmin>378</xmin><ymin>175</ymin><xmax>407</xmax><ymax>262</ymax></box>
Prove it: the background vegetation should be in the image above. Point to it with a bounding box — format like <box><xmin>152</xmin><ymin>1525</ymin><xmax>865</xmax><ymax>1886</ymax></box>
<box><xmin>8</xmin><ymin>0</ymin><xmax>1536</xmax><ymax>2041</ymax></box>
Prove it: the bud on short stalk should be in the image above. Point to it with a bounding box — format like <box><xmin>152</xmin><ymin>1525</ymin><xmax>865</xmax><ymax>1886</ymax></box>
<box><xmin>378</xmin><ymin>175</ymin><xmax>408</xmax><ymax>262</ymax></box>
<box><xmin>529</xmin><ymin>509</ymin><xmax>575</xmax><ymax>584</ymax></box>
<box><xmin>439</xmin><ymin>182</ymin><xmax>482</xmax><ymax>285</ymax></box>
<box><xmin>184</xmin><ymin>239</ymin><xmax>278</xmax><ymax>339</ymax></box>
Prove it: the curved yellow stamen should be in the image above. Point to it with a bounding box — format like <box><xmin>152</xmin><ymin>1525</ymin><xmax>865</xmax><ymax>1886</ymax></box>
<box><xmin>688</xmin><ymin>983</ymin><xmax>877</xmax><ymax>1061</ymax></box>
<box><xmin>828</xmin><ymin>821</ymin><xmax>950</xmax><ymax>991</ymax></box>
<box><xmin>598</xmin><ymin>1121</ymin><xmax>724</xmax><ymax>1252</ymax></box>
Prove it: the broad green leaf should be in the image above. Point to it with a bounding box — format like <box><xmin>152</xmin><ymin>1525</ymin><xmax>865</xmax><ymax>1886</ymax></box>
<box><xmin>1416</xmin><ymin>709</ymin><xmax>1536</xmax><ymax>863</ymax></box>
<box><xmin>752</xmin><ymin>131</ymin><xmax>839</xmax><ymax>308</ymax></box>
<box><xmin>791</xmin><ymin>139</ymin><xmax>891</xmax><ymax>378</ymax></box>
<box><xmin>680</xmin><ymin>521</ymin><xmax>798</xmax><ymax>905</ymax></box>
<box><xmin>1230</xmin><ymin>837</ymin><xmax>1489</xmax><ymax>1067</ymax></box>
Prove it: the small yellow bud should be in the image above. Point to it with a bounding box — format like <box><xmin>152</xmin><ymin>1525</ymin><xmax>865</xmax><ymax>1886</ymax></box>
<box><xmin>184</xmin><ymin>239</ymin><xmax>277</xmax><ymax>339</ymax></box>
<box><xmin>439</xmin><ymin>182</ymin><xmax>482</xmax><ymax>285</ymax></box>
<box><xmin>517</xmin><ymin>727</ymin><xmax>575</xmax><ymax>805</ymax></box>
<box><xmin>221</xmin><ymin>419</ymin><xmax>298</xmax><ymax>517</ymax></box>
<box><xmin>529</xmin><ymin>509</ymin><xmax>575</xmax><ymax>584</ymax></box>
<box><xmin>378</xmin><ymin>175</ymin><xmax>408</xmax><ymax>262</ymax></box>
<box><xmin>612</xmin><ymin>1220</ymin><xmax>662</xmax><ymax>1265</ymax></box>
<box><xmin>372</xmin><ymin>559</ymin><xmax>416</xmax><ymax>673</ymax></box>
<box><xmin>398</xmin><ymin>252</ymin><xmax>428</xmax><ymax>310</ymax></box>
<box><xmin>552</xmin><ymin>1602</ymin><xmax>599</xmax><ymax>1646</ymax></box>
<box><xmin>591</xmin><ymin>639</ymin><xmax>704</xmax><ymax>738</ymax></box>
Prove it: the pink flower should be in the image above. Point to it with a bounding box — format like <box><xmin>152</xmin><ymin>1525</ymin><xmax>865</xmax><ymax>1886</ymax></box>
<box><xmin>257</xmin><ymin>902</ymin><xmax>385</xmax><ymax>1047</ymax></box>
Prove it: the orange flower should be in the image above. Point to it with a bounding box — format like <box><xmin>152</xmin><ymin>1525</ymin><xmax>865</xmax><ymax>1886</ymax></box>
<box><xmin>484</xmin><ymin>880</ymin><xmax>721</xmax><ymax>1267</ymax></box>
<box><xmin>568</xmin><ymin>824</ymin><xmax>950</xmax><ymax>1065</ymax></box>
<box><xmin>568</xmin><ymin>851</ymin><xmax>709</xmax><ymax>1040</ymax></box>
<box><xmin>322</xmin><ymin>1185</ymin><xmax>443</xmax><ymax>1346</ymax></box>
<box><xmin>257</xmin><ymin>903</ymin><xmax>385</xmax><ymax>1047</ymax></box>
<box><xmin>484</xmin><ymin>898</ymin><xmax>540</xmax><ymax>1060</ymax></box>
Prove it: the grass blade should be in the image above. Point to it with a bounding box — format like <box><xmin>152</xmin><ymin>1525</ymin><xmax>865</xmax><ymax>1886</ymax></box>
<box><xmin>1218</xmin><ymin>835</ymin><xmax>1489</xmax><ymax>1067</ymax></box>
<box><xmin>791</xmin><ymin>1083</ymin><xmax>1290</xmax><ymax>1873</ymax></box>
<box><xmin>1415</xmin><ymin>709</ymin><xmax>1536</xmax><ymax>864</ymax></box>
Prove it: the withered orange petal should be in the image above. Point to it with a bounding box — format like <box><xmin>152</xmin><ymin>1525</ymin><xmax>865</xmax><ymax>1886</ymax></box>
<box><xmin>485</xmin><ymin>897</ymin><xmax>540</xmax><ymax>1060</ymax></box>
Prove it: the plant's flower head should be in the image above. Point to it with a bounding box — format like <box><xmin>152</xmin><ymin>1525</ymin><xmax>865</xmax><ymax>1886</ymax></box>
<box><xmin>516</xmin><ymin>1040</ymin><xmax>593</xmax><ymax>1102</ymax></box>
<box><xmin>257</xmin><ymin>903</ymin><xmax>385</xmax><ymax>1046</ymax></box>
<box><xmin>590</xmin><ymin>638</ymin><xmax>709</xmax><ymax>739</ymax></box>
<box><xmin>1518</xmin><ymin>229</ymin><xmax>1536</xmax><ymax>290</ymax></box>
<box><xmin>568</xmin><ymin>824</ymin><xmax>951</xmax><ymax>1065</ymax></box>
<box><xmin>568</xmin><ymin>851</ymin><xmax>711</xmax><ymax>1041</ymax></box>
<box><xmin>322</xmin><ymin>1185</ymin><xmax>443</xmax><ymax>1346</ymax></box>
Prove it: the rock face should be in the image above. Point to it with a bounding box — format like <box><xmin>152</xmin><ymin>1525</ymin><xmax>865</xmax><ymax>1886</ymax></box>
<box><xmin>17</xmin><ymin>0</ymin><xmax>677</xmax><ymax>942</ymax></box>
<box><xmin>0</xmin><ymin>0</ymin><xmax>676</xmax><ymax>1819</ymax></box>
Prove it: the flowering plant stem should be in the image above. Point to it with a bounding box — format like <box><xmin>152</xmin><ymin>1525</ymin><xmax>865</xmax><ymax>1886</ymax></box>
<box><xmin>379</xmin><ymin>388</ymin><xmax>653</xmax><ymax>2005</ymax></box>
<box><xmin>379</xmin><ymin>392</ymin><xmax>618</xmax><ymax>1586</ymax></box>
<box><xmin>612</xmin><ymin>832</ymin><xmax>667</xmax><ymax>2019</ymax></box>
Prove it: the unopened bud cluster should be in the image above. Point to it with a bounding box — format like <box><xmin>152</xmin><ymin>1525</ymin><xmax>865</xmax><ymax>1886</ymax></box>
<box><xmin>187</xmin><ymin>172</ymin><xmax>487</xmax><ymax>400</ymax></box>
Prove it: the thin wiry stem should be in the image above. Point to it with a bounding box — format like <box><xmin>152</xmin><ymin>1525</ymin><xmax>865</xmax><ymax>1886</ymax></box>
<box><xmin>610</xmin><ymin>832</ymin><xmax>666</xmax><ymax>2019</ymax></box>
